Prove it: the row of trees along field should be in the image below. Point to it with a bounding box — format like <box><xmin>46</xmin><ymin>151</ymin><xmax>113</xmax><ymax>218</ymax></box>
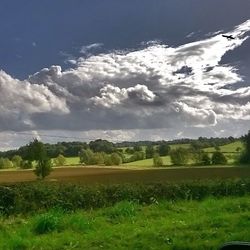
<box><xmin>0</xmin><ymin>132</ymin><xmax>249</xmax><ymax>179</ymax></box>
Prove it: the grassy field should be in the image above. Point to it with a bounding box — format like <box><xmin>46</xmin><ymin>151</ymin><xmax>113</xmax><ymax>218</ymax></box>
<box><xmin>123</xmin><ymin>156</ymin><xmax>172</xmax><ymax>167</ymax></box>
<box><xmin>0</xmin><ymin>196</ymin><xmax>249</xmax><ymax>250</ymax></box>
<box><xmin>204</xmin><ymin>141</ymin><xmax>243</xmax><ymax>153</ymax></box>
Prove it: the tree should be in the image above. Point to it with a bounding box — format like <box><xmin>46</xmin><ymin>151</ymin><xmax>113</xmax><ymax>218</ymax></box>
<box><xmin>54</xmin><ymin>154</ymin><xmax>66</xmax><ymax>166</ymax></box>
<box><xmin>201</xmin><ymin>153</ymin><xmax>211</xmax><ymax>166</ymax></box>
<box><xmin>239</xmin><ymin>131</ymin><xmax>250</xmax><ymax>164</ymax></box>
<box><xmin>157</xmin><ymin>144</ymin><xmax>171</xmax><ymax>156</ymax></box>
<box><xmin>170</xmin><ymin>148</ymin><xmax>190</xmax><ymax>166</ymax></box>
<box><xmin>79</xmin><ymin>149</ymin><xmax>94</xmax><ymax>165</ymax></box>
<box><xmin>110</xmin><ymin>153</ymin><xmax>122</xmax><ymax>165</ymax></box>
<box><xmin>27</xmin><ymin>139</ymin><xmax>52</xmax><ymax>179</ymax></box>
<box><xmin>34</xmin><ymin>158</ymin><xmax>53</xmax><ymax>179</ymax></box>
<box><xmin>133</xmin><ymin>145</ymin><xmax>143</xmax><ymax>152</ymax></box>
<box><xmin>0</xmin><ymin>158</ymin><xmax>13</xmax><ymax>169</ymax></box>
<box><xmin>20</xmin><ymin>160</ymin><xmax>33</xmax><ymax>169</ymax></box>
<box><xmin>12</xmin><ymin>155</ymin><xmax>23</xmax><ymax>168</ymax></box>
<box><xmin>153</xmin><ymin>153</ymin><xmax>163</xmax><ymax>167</ymax></box>
<box><xmin>145</xmin><ymin>145</ymin><xmax>154</xmax><ymax>159</ymax></box>
<box><xmin>211</xmin><ymin>151</ymin><xmax>227</xmax><ymax>165</ymax></box>
<box><xmin>89</xmin><ymin>139</ymin><xmax>115</xmax><ymax>154</ymax></box>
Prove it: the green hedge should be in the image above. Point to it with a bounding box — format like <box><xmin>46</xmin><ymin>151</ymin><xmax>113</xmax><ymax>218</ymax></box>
<box><xmin>0</xmin><ymin>179</ymin><xmax>250</xmax><ymax>215</ymax></box>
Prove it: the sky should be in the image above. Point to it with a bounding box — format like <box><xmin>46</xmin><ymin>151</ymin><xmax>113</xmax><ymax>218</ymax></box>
<box><xmin>0</xmin><ymin>0</ymin><xmax>250</xmax><ymax>150</ymax></box>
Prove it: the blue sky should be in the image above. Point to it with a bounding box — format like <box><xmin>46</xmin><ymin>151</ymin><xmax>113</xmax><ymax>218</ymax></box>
<box><xmin>0</xmin><ymin>0</ymin><xmax>250</xmax><ymax>149</ymax></box>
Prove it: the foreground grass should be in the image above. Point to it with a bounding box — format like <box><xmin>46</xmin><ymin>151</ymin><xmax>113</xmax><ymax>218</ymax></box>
<box><xmin>0</xmin><ymin>196</ymin><xmax>249</xmax><ymax>250</ymax></box>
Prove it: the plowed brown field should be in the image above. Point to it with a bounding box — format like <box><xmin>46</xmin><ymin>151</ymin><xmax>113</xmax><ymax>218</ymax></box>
<box><xmin>0</xmin><ymin>166</ymin><xmax>250</xmax><ymax>184</ymax></box>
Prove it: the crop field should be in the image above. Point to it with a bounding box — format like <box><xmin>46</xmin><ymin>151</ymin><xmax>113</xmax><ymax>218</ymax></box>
<box><xmin>0</xmin><ymin>196</ymin><xmax>249</xmax><ymax>250</ymax></box>
<box><xmin>0</xmin><ymin>166</ymin><xmax>250</xmax><ymax>184</ymax></box>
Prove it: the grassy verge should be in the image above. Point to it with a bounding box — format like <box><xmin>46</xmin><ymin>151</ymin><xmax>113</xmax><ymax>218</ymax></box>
<box><xmin>0</xmin><ymin>196</ymin><xmax>249</xmax><ymax>250</ymax></box>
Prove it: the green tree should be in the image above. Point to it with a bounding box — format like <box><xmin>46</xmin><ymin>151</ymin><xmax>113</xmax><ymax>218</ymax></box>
<box><xmin>170</xmin><ymin>148</ymin><xmax>190</xmax><ymax>166</ymax></box>
<box><xmin>79</xmin><ymin>149</ymin><xmax>94</xmax><ymax>165</ymax></box>
<box><xmin>34</xmin><ymin>158</ymin><xmax>53</xmax><ymax>179</ymax></box>
<box><xmin>239</xmin><ymin>131</ymin><xmax>250</xmax><ymax>164</ymax></box>
<box><xmin>89</xmin><ymin>139</ymin><xmax>115</xmax><ymax>154</ymax></box>
<box><xmin>133</xmin><ymin>145</ymin><xmax>143</xmax><ymax>152</ymax></box>
<box><xmin>12</xmin><ymin>155</ymin><xmax>23</xmax><ymax>168</ymax></box>
<box><xmin>27</xmin><ymin>139</ymin><xmax>52</xmax><ymax>179</ymax></box>
<box><xmin>145</xmin><ymin>145</ymin><xmax>154</xmax><ymax>159</ymax></box>
<box><xmin>153</xmin><ymin>153</ymin><xmax>163</xmax><ymax>167</ymax></box>
<box><xmin>157</xmin><ymin>144</ymin><xmax>171</xmax><ymax>156</ymax></box>
<box><xmin>0</xmin><ymin>158</ymin><xmax>13</xmax><ymax>169</ymax></box>
<box><xmin>211</xmin><ymin>151</ymin><xmax>227</xmax><ymax>165</ymax></box>
<box><xmin>54</xmin><ymin>154</ymin><xmax>66</xmax><ymax>166</ymax></box>
<box><xmin>110</xmin><ymin>153</ymin><xmax>122</xmax><ymax>165</ymax></box>
<box><xmin>201</xmin><ymin>153</ymin><xmax>211</xmax><ymax>166</ymax></box>
<box><xmin>20</xmin><ymin>160</ymin><xmax>33</xmax><ymax>169</ymax></box>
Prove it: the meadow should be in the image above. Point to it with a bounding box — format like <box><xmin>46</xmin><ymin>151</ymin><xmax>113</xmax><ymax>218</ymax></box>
<box><xmin>0</xmin><ymin>196</ymin><xmax>249</xmax><ymax>250</ymax></box>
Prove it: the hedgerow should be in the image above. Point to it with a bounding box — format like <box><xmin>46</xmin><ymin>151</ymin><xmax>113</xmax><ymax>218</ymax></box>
<box><xmin>0</xmin><ymin>179</ymin><xmax>249</xmax><ymax>215</ymax></box>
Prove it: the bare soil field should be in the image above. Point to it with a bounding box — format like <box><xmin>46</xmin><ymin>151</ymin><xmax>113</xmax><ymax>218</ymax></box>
<box><xmin>0</xmin><ymin>166</ymin><xmax>250</xmax><ymax>184</ymax></box>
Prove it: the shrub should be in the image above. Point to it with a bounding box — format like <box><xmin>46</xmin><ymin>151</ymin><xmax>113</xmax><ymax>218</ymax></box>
<box><xmin>211</xmin><ymin>151</ymin><xmax>227</xmax><ymax>165</ymax></box>
<box><xmin>33</xmin><ymin>210</ymin><xmax>63</xmax><ymax>234</ymax></box>
<box><xmin>20</xmin><ymin>160</ymin><xmax>33</xmax><ymax>169</ymax></box>
<box><xmin>0</xmin><ymin>158</ymin><xmax>13</xmax><ymax>169</ymax></box>
<box><xmin>34</xmin><ymin>158</ymin><xmax>53</xmax><ymax>179</ymax></box>
<box><xmin>12</xmin><ymin>155</ymin><xmax>23</xmax><ymax>168</ymax></box>
<box><xmin>53</xmin><ymin>154</ymin><xmax>66</xmax><ymax>166</ymax></box>
<box><xmin>170</xmin><ymin>148</ymin><xmax>190</xmax><ymax>165</ymax></box>
<box><xmin>153</xmin><ymin>153</ymin><xmax>163</xmax><ymax>167</ymax></box>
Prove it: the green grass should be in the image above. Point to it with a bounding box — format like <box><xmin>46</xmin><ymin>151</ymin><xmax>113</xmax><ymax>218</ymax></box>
<box><xmin>204</xmin><ymin>141</ymin><xmax>243</xmax><ymax>153</ymax></box>
<box><xmin>123</xmin><ymin>156</ymin><xmax>172</xmax><ymax>167</ymax></box>
<box><xmin>0</xmin><ymin>196</ymin><xmax>249</xmax><ymax>250</ymax></box>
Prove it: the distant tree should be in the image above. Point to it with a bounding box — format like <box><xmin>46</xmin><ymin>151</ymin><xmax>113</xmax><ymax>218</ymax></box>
<box><xmin>125</xmin><ymin>148</ymin><xmax>135</xmax><ymax>154</ymax></box>
<box><xmin>0</xmin><ymin>158</ymin><xmax>13</xmax><ymax>169</ymax></box>
<box><xmin>79</xmin><ymin>149</ymin><xmax>94</xmax><ymax>165</ymax></box>
<box><xmin>157</xmin><ymin>144</ymin><xmax>171</xmax><ymax>156</ymax></box>
<box><xmin>201</xmin><ymin>153</ymin><xmax>211</xmax><ymax>166</ymax></box>
<box><xmin>34</xmin><ymin>158</ymin><xmax>53</xmax><ymax>179</ymax></box>
<box><xmin>12</xmin><ymin>155</ymin><xmax>23</xmax><ymax>168</ymax></box>
<box><xmin>0</xmin><ymin>158</ymin><xmax>4</xmax><ymax>169</ymax></box>
<box><xmin>170</xmin><ymin>148</ymin><xmax>190</xmax><ymax>166</ymax></box>
<box><xmin>153</xmin><ymin>153</ymin><xmax>163</xmax><ymax>167</ymax></box>
<box><xmin>92</xmin><ymin>152</ymin><xmax>105</xmax><ymax>165</ymax></box>
<box><xmin>129</xmin><ymin>151</ymin><xmax>145</xmax><ymax>162</ymax></box>
<box><xmin>133</xmin><ymin>145</ymin><xmax>143</xmax><ymax>152</ymax></box>
<box><xmin>236</xmin><ymin>147</ymin><xmax>242</xmax><ymax>153</ymax></box>
<box><xmin>145</xmin><ymin>145</ymin><xmax>155</xmax><ymax>159</ymax></box>
<box><xmin>89</xmin><ymin>139</ymin><xmax>115</xmax><ymax>154</ymax></box>
<box><xmin>54</xmin><ymin>154</ymin><xmax>66</xmax><ymax>166</ymax></box>
<box><xmin>214</xmin><ymin>145</ymin><xmax>220</xmax><ymax>151</ymax></box>
<box><xmin>211</xmin><ymin>151</ymin><xmax>227</xmax><ymax>165</ymax></box>
<box><xmin>239</xmin><ymin>131</ymin><xmax>250</xmax><ymax>164</ymax></box>
<box><xmin>27</xmin><ymin>139</ymin><xmax>52</xmax><ymax>179</ymax></box>
<box><xmin>20</xmin><ymin>160</ymin><xmax>33</xmax><ymax>169</ymax></box>
<box><xmin>110</xmin><ymin>153</ymin><xmax>122</xmax><ymax>165</ymax></box>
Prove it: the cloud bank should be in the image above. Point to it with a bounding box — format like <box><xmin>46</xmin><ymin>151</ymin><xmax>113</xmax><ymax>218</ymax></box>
<box><xmin>1</xmin><ymin>20</ymin><xmax>250</xmax><ymax>142</ymax></box>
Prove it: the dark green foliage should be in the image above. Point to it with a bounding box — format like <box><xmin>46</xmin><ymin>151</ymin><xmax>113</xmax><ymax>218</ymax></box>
<box><xmin>89</xmin><ymin>139</ymin><xmax>115</xmax><ymax>154</ymax></box>
<box><xmin>79</xmin><ymin>149</ymin><xmax>94</xmax><ymax>165</ymax></box>
<box><xmin>129</xmin><ymin>151</ymin><xmax>145</xmax><ymax>162</ymax></box>
<box><xmin>133</xmin><ymin>145</ymin><xmax>143</xmax><ymax>152</ymax></box>
<box><xmin>211</xmin><ymin>151</ymin><xmax>227</xmax><ymax>165</ymax></box>
<box><xmin>110</xmin><ymin>153</ymin><xmax>122</xmax><ymax>165</ymax></box>
<box><xmin>20</xmin><ymin>160</ymin><xmax>33</xmax><ymax>169</ymax></box>
<box><xmin>0</xmin><ymin>179</ymin><xmax>250</xmax><ymax>215</ymax></box>
<box><xmin>153</xmin><ymin>153</ymin><xmax>163</xmax><ymax>167</ymax></box>
<box><xmin>201</xmin><ymin>153</ymin><xmax>211</xmax><ymax>165</ymax></box>
<box><xmin>34</xmin><ymin>158</ymin><xmax>53</xmax><ymax>179</ymax></box>
<box><xmin>145</xmin><ymin>145</ymin><xmax>154</xmax><ymax>159</ymax></box>
<box><xmin>157</xmin><ymin>144</ymin><xmax>171</xmax><ymax>156</ymax></box>
<box><xmin>170</xmin><ymin>147</ymin><xmax>190</xmax><ymax>165</ymax></box>
<box><xmin>239</xmin><ymin>130</ymin><xmax>250</xmax><ymax>164</ymax></box>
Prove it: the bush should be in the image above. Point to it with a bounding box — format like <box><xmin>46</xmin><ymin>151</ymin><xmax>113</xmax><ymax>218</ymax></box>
<box><xmin>33</xmin><ymin>210</ymin><xmax>63</xmax><ymax>234</ymax></box>
<box><xmin>153</xmin><ymin>154</ymin><xmax>163</xmax><ymax>167</ymax></box>
<box><xmin>211</xmin><ymin>151</ymin><xmax>227</xmax><ymax>165</ymax></box>
<box><xmin>170</xmin><ymin>148</ymin><xmax>190</xmax><ymax>165</ymax></box>
<box><xmin>20</xmin><ymin>160</ymin><xmax>33</xmax><ymax>169</ymax></box>
<box><xmin>53</xmin><ymin>154</ymin><xmax>66</xmax><ymax>166</ymax></box>
<box><xmin>0</xmin><ymin>158</ymin><xmax>13</xmax><ymax>169</ymax></box>
<box><xmin>12</xmin><ymin>155</ymin><xmax>23</xmax><ymax>168</ymax></box>
<box><xmin>1</xmin><ymin>179</ymin><xmax>250</xmax><ymax>215</ymax></box>
<box><xmin>34</xmin><ymin>158</ymin><xmax>53</xmax><ymax>179</ymax></box>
